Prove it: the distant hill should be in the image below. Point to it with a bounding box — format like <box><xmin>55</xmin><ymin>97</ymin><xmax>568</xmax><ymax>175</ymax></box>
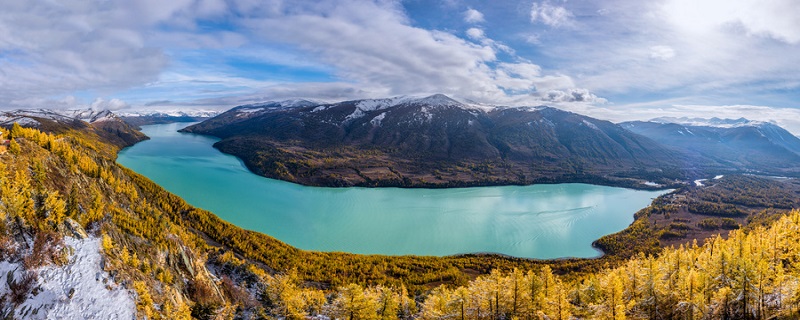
<box><xmin>181</xmin><ymin>94</ymin><xmax>684</xmax><ymax>188</ymax></box>
<box><xmin>117</xmin><ymin>109</ymin><xmax>219</xmax><ymax>127</ymax></box>
<box><xmin>621</xmin><ymin>118</ymin><xmax>800</xmax><ymax>177</ymax></box>
<box><xmin>0</xmin><ymin>108</ymin><xmax>146</xmax><ymax>148</ymax></box>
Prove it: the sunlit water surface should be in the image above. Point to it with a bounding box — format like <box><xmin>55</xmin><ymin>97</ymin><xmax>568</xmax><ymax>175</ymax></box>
<box><xmin>117</xmin><ymin>122</ymin><xmax>668</xmax><ymax>258</ymax></box>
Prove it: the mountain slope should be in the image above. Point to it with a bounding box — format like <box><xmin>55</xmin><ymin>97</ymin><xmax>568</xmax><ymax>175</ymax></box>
<box><xmin>3</xmin><ymin>109</ymin><xmax>799</xmax><ymax>319</ymax></box>
<box><xmin>0</xmin><ymin>109</ymin><xmax>146</xmax><ymax>148</ymax></box>
<box><xmin>621</xmin><ymin>118</ymin><xmax>800</xmax><ymax>176</ymax></box>
<box><xmin>182</xmin><ymin>95</ymin><xmax>683</xmax><ymax>188</ymax></box>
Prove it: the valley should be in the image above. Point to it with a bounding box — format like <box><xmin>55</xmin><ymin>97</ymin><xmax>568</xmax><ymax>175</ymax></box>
<box><xmin>0</xmin><ymin>106</ymin><xmax>797</xmax><ymax>318</ymax></box>
<box><xmin>118</xmin><ymin>122</ymin><xmax>669</xmax><ymax>258</ymax></box>
<box><xmin>181</xmin><ymin>95</ymin><xmax>686</xmax><ymax>189</ymax></box>
<box><xmin>4</xmin><ymin>1</ymin><xmax>799</xmax><ymax>318</ymax></box>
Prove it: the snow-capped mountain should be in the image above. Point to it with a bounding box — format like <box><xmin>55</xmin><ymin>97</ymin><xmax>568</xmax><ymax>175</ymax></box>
<box><xmin>0</xmin><ymin>108</ymin><xmax>146</xmax><ymax>147</ymax></box>
<box><xmin>181</xmin><ymin>94</ymin><xmax>681</xmax><ymax>187</ymax></box>
<box><xmin>650</xmin><ymin>116</ymin><xmax>774</xmax><ymax>128</ymax></box>
<box><xmin>621</xmin><ymin>117</ymin><xmax>800</xmax><ymax>175</ymax></box>
<box><xmin>0</xmin><ymin>109</ymin><xmax>120</xmax><ymax>127</ymax></box>
<box><xmin>117</xmin><ymin>109</ymin><xmax>221</xmax><ymax>118</ymax></box>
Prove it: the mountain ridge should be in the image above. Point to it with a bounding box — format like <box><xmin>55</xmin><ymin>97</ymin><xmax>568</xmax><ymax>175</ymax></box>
<box><xmin>0</xmin><ymin>108</ymin><xmax>147</xmax><ymax>148</ymax></box>
<box><xmin>621</xmin><ymin>118</ymin><xmax>800</xmax><ymax>177</ymax></box>
<box><xmin>182</xmin><ymin>94</ymin><xmax>685</xmax><ymax>188</ymax></box>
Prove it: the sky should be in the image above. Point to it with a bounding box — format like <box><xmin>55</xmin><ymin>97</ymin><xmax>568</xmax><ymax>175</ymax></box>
<box><xmin>1</xmin><ymin>0</ymin><xmax>800</xmax><ymax>132</ymax></box>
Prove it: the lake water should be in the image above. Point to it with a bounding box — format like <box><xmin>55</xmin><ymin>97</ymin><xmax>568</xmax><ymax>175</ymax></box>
<box><xmin>117</xmin><ymin>122</ymin><xmax>668</xmax><ymax>259</ymax></box>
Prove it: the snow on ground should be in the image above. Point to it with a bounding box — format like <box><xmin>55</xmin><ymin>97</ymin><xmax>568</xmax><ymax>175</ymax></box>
<box><xmin>237</xmin><ymin>107</ymin><xmax>265</xmax><ymax>113</ymax></box>
<box><xmin>0</xmin><ymin>116</ymin><xmax>41</xmax><ymax>127</ymax></box>
<box><xmin>345</xmin><ymin>94</ymin><xmax>496</xmax><ymax>121</ymax></box>
<box><xmin>1</xmin><ymin>237</ymin><xmax>136</xmax><ymax>319</ymax></box>
<box><xmin>582</xmin><ymin>119</ymin><xmax>600</xmax><ymax>131</ymax></box>
<box><xmin>117</xmin><ymin>109</ymin><xmax>220</xmax><ymax>118</ymax></box>
<box><xmin>694</xmin><ymin>179</ymin><xmax>707</xmax><ymax>187</ymax></box>
<box><xmin>345</xmin><ymin>96</ymin><xmax>411</xmax><ymax>121</ymax></box>
<box><xmin>370</xmin><ymin>112</ymin><xmax>387</xmax><ymax>126</ymax></box>
<box><xmin>651</xmin><ymin>116</ymin><xmax>770</xmax><ymax>128</ymax></box>
<box><xmin>714</xmin><ymin>175</ymin><xmax>724</xmax><ymax>180</ymax></box>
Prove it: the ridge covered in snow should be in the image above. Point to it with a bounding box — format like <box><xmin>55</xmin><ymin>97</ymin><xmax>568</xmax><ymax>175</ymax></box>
<box><xmin>342</xmin><ymin>94</ymin><xmax>496</xmax><ymax>121</ymax></box>
<box><xmin>0</xmin><ymin>108</ymin><xmax>124</xmax><ymax>127</ymax></box>
<box><xmin>117</xmin><ymin>109</ymin><xmax>220</xmax><ymax>118</ymax></box>
<box><xmin>650</xmin><ymin>116</ymin><xmax>774</xmax><ymax>128</ymax></box>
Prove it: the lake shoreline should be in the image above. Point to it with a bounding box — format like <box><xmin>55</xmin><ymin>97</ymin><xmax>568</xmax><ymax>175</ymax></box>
<box><xmin>118</xmin><ymin>122</ymin><xmax>670</xmax><ymax>259</ymax></box>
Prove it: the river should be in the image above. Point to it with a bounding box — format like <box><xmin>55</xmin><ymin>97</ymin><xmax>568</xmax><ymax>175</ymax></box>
<box><xmin>117</xmin><ymin>122</ymin><xmax>668</xmax><ymax>258</ymax></box>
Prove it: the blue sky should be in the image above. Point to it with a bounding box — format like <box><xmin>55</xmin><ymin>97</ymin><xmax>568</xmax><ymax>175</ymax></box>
<box><xmin>1</xmin><ymin>0</ymin><xmax>800</xmax><ymax>131</ymax></box>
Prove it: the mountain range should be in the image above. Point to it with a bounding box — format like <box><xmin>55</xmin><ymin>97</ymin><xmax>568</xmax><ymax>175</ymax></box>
<box><xmin>2</xmin><ymin>99</ymin><xmax>800</xmax><ymax>318</ymax></box>
<box><xmin>621</xmin><ymin>118</ymin><xmax>800</xmax><ymax>176</ymax></box>
<box><xmin>181</xmin><ymin>94</ymin><xmax>686</xmax><ymax>188</ymax></box>
<box><xmin>182</xmin><ymin>94</ymin><xmax>800</xmax><ymax>187</ymax></box>
<box><xmin>0</xmin><ymin>108</ymin><xmax>146</xmax><ymax>148</ymax></box>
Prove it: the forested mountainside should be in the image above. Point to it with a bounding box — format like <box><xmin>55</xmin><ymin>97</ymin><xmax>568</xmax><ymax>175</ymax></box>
<box><xmin>0</xmin><ymin>109</ymin><xmax>146</xmax><ymax>148</ymax></box>
<box><xmin>0</xmin><ymin>108</ymin><xmax>797</xmax><ymax>318</ymax></box>
<box><xmin>181</xmin><ymin>95</ymin><xmax>684</xmax><ymax>189</ymax></box>
<box><xmin>423</xmin><ymin>209</ymin><xmax>800</xmax><ymax>319</ymax></box>
<box><xmin>622</xmin><ymin>119</ymin><xmax>800</xmax><ymax>177</ymax></box>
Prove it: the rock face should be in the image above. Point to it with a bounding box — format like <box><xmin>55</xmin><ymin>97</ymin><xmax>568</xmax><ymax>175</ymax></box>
<box><xmin>182</xmin><ymin>95</ymin><xmax>683</xmax><ymax>187</ymax></box>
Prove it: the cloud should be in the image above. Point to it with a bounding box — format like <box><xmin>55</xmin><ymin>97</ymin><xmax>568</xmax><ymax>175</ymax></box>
<box><xmin>537</xmin><ymin>0</ymin><xmax>800</xmax><ymax>106</ymax></box>
<box><xmin>530</xmin><ymin>1</ymin><xmax>573</xmax><ymax>27</ymax></box>
<box><xmin>90</xmin><ymin>98</ymin><xmax>129</xmax><ymax>111</ymax></box>
<box><xmin>649</xmin><ymin>45</ymin><xmax>676</xmax><ymax>61</ymax></box>
<box><xmin>545</xmin><ymin>88</ymin><xmax>608</xmax><ymax>104</ymax></box>
<box><xmin>463</xmin><ymin>8</ymin><xmax>485</xmax><ymax>24</ymax></box>
<box><xmin>662</xmin><ymin>0</ymin><xmax>800</xmax><ymax>44</ymax></box>
<box><xmin>0</xmin><ymin>0</ymin><xmax>603</xmax><ymax>112</ymax></box>
<box><xmin>0</xmin><ymin>0</ymin><xmax>171</xmax><ymax>104</ymax></box>
<box><xmin>466</xmin><ymin>28</ymin><xmax>485</xmax><ymax>40</ymax></box>
<box><xmin>237</xmin><ymin>0</ymin><xmax>591</xmax><ymax>106</ymax></box>
<box><xmin>7</xmin><ymin>95</ymin><xmax>130</xmax><ymax>111</ymax></box>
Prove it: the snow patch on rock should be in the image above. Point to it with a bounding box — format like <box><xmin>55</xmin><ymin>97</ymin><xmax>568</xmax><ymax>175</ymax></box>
<box><xmin>0</xmin><ymin>116</ymin><xmax>41</xmax><ymax>127</ymax></box>
<box><xmin>370</xmin><ymin>112</ymin><xmax>387</xmax><ymax>126</ymax></box>
<box><xmin>1</xmin><ymin>237</ymin><xmax>136</xmax><ymax>319</ymax></box>
<box><xmin>237</xmin><ymin>108</ymin><xmax>265</xmax><ymax>114</ymax></box>
<box><xmin>344</xmin><ymin>94</ymin><xmax>495</xmax><ymax>122</ymax></box>
<box><xmin>582</xmin><ymin>120</ymin><xmax>600</xmax><ymax>131</ymax></box>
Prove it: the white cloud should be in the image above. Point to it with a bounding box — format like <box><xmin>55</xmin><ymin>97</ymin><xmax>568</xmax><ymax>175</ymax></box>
<box><xmin>463</xmin><ymin>8</ymin><xmax>485</xmax><ymax>24</ymax></box>
<box><xmin>90</xmin><ymin>98</ymin><xmax>129</xmax><ymax>111</ymax></box>
<box><xmin>0</xmin><ymin>0</ymin><xmax>603</xmax><ymax>112</ymax></box>
<box><xmin>8</xmin><ymin>96</ymin><xmax>130</xmax><ymax>111</ymax></box>
<box><xmin>530</xmin><ymin>1</ymin><xmax>573</xmax><ymax>27</ymax></box>
<box><xmin>662</xmin><ymin>0</ymin><xmax>800</xmax><ymax>44</ymax></box>
<box><xmin>466</xmin><ymin>28</ymin><xmax>485</xmax><ymax>40</ymax></box>
<box><xmin>0</xmin><ymin>0</ymin><xmax>171</xmax><ymax>105</ymax></box>
<box><xmin>538</xmin><ymin>0</ymin><xmax>800</xmax><ymax>104</ymax></box>
<box><xmin>238</xmin><ymin>0</ymin><xmax>591</xmax><ymax>106</ymax></box>
<box><xmin>649</xmin><ymin>45</ymin><xmax>676</xmax><ymax>61</ymax></box>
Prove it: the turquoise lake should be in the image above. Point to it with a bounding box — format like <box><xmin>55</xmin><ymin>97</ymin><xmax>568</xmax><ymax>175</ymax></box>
<box><xmin>117</xmin><ymin>122</ymin><xmax>668</xmax><ymax>259</ymax></box>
